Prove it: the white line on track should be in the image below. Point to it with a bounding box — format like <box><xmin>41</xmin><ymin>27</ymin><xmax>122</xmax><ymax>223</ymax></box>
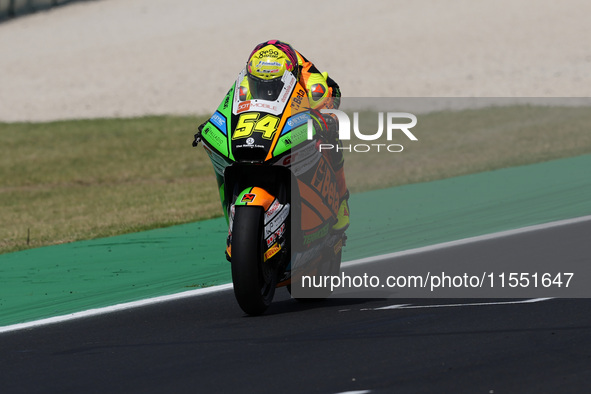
<box><xmin>361</xmin><ymin>297</ymin><xmax>554</xmax><ymax>311</ymax></box>
<box><xmin>342</xmin><ymin>215</ymin><xmax>591</xmax><ymax>269</ymax></box>
<box><xmin>0</xmin><ymin>284</ymin><xmax>233</xmax><ymax>334</ymax></box>
<box><xmin>1</xmin><ymin>215</ymin><xmax>589</xmax><ymax>334</ymax></box>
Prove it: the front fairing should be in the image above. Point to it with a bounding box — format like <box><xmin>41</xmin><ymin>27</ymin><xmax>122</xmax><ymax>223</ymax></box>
<box><xmin>200</xmin><ymin>69</ymin><xmax>315</xmax><ymax>165</ymax></box>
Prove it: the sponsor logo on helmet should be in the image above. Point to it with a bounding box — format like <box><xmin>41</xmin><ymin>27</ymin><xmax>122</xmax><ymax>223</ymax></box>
<box><xmin>254</xmin><ymin>48</ymin><xmax>280</xmax><ymax>58</ymax></box>
<box><xmin>256</xmin><ymin>61</ymin><xmax>282</xmax><ymax>67</ymax></box>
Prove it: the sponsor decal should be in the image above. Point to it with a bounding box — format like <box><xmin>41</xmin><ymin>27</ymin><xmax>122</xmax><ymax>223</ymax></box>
<box><xmin>250</xmin><ymin>101</ymin><xmax>278</xmax><ymax>111</ymax></box>
<box><xmin>278</xmin><ymin>76</ymin><xmax>296</xmax><ymax>104</ymax></box>
<box><xmin>257</xmin><ymin>60</ymin><xmax>282</xmax><ymax>67</ymax></box>
<box><xmin>237</xmin><ymin>101</ymin><xmax>251</xmax><ymax>113</ymax></box>
<box><xmin>264</xmin><ymin>242</ymin><xmax>281</xmax><ymax>261</ymax></box>
<box><xmin>333</xmin><ymin>239</ymin><xmax>343</xmax><ymax>254</ymax></box>
<box><xmin>283</xmin><ymin>112</ymin><xmax>311</xmax><ymax>134</ymax></box>
<box><xmin>202</xmin><ymin>125</ymin><xmax>225</xmax><ymax>146</ymax></box>
<box><xmin>229</xmin><ymin>205</ymin><xmax>235</xmax><ymax>231</ymax></box>
<box><xmin>265</xmin><ymin>222</ymin><xmax>286</xmax><ymax>247</ymax></box>
<box><xmin>235</xmin><ymin>143</ymin><xmax>265</xmax><ymax>149</ymax></box>
<box><xmin>311</xmin><ymin>83</ymin><xmax>326</xmax><ymax>100</ymax></box>
<box><xmin>265</xmin><ymin>199</ymin><xmax>281</xmax><ymax>219</ymax></box>
<box><xmin>233</xmin><ymin>113</ymin><xmax>280</xmax><ymax>140</ymax></box>
<box><xmin>236</xmin><ymin>101</ymin><xmax>280</xmax><ymax>115</ymax></box>
<box><xmin>264</xmin><ymin>203</ymin><xmax>290</xmax><ymax>237</ymax></box>
<box><xmin>311</xmin><ymin>158</ymin><xmax>339</xmax><ymax>214</ymax></box>
<box><xmin>254</xmin><ymin>48</ymin><xmax>280</xmax><ymax>58</ymax></box>
<box><xmin>210</xmin><ymin>111</ymin><xmax>227</xmax><ymax>134</ymax></box>
<box><xmin>279</xmin><ymin>143</ymin><xmax>320</xmax><ymax>176</ymax></box>
<box><xmin>291</xmin><ymin>243</ymin><xmax>323</xmax><ymax>272</ymax></box>
<box><xmin>241</xmin><ymin>193</ymin><xmax>256</xmax><ymax>203</ymax></box>
<box><xmin>303</xmin><ymin>223</ymin><xmax>330</xmax><ymax>245</ymax></box>
<box><xmin>290</xmin><ymin>89</ymin><xmax>306</xmax><ymax>111</ymax></box>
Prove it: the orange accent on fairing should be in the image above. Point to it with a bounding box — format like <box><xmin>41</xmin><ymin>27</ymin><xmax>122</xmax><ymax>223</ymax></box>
<box><xmin>301</xmin><ymin>203</ymin><xmax>324</xmax><ymax>230</ymax></box>
<box><xmin>298</xmin><ymin>181</ymin><xmax>334</xmax><ymax>231</ymax></box>
<box><xmin>247</xmin><ymin>187</ymin><xmax>275</xmax><ymax>210</ymax></box>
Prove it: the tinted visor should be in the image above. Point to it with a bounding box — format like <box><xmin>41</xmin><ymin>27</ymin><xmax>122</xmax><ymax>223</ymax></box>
<box><xmin>247</xmin><ymin>74</ymin><xmax>284</xmax><ymax>101</ymax></box>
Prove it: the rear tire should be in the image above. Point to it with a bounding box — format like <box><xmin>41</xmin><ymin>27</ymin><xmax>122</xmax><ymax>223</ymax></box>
<box><xmin>231</xmin><ymin>206</ymin><xmax>277</xmax><ymax>315</ymax></box>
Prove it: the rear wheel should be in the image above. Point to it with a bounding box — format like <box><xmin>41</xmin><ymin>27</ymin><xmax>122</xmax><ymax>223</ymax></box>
<box><xmin>231</xmin><ymin>206</ymin><xmax>277</xmax><ymax>315</ymax></box>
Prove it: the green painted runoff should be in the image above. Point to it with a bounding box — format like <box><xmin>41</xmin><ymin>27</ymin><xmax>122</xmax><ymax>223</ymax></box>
<box><xmin>1</xmin><ymin>154</ymin><xmax>590</xmax><ymax>326</ymax></box>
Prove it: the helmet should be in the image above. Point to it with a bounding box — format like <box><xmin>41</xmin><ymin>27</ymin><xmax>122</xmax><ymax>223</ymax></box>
<box><xmin>246</xmin><ymin>40</ymin><xmax>298</xmax><ymax>101</ymax></box>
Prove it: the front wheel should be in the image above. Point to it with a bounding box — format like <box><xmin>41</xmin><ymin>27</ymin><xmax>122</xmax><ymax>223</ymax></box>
<box><xmin>231</xmin><ymin>206</ymin><xmax>277</xmax><ymax>315</ymax></box>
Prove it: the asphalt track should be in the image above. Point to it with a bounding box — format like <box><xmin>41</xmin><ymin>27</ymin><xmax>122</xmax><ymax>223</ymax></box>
<box><xmin>1</xmin><ymin>219</ymin><xmax>590</xmax><ymax>393</ymax></box>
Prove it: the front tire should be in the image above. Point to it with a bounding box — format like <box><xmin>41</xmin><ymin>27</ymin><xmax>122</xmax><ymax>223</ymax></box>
<box><xmin>231</xmin><ymin>206</ymin><xmax>277</xmax><ymax>315</ymax></box>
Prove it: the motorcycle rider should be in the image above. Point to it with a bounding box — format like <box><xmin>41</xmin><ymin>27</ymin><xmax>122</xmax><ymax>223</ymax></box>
<box><xmin>239</xmin><ymin>39</ymin><xmax>350</xmax><ymax>232</ymax></box>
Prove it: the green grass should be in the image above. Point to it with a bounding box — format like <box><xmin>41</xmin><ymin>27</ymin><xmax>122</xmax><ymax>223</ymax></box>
<box><xmin>0</xmin><ymin>116</ymin><xmax>218</xmax><ymax>253</ymax></box>
<box><xmin>1</xmin><ymin>106</ymin><xmax>590</xmax><ymax>254</ymax></box>
<box><xmin>343</xmin><ymin>105</ymin><xmax>591</xmax><ymax>192</ymax></box>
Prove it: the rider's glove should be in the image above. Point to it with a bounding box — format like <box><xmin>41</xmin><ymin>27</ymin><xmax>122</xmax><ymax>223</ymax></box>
<box><xmin>322</xmin><ymin>113</ymin><xmax>338</xmax><ymax>136</ymax></box>
<box><xmin>320</xmin><ymin>114</ymin><xmax>340</xmax><ymax>146</ymax></box>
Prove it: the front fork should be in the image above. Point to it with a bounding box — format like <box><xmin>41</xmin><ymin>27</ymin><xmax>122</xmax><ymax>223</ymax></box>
<box><xmin>226</xmin><ymin>186</ymin><xmax>291</xmax><ymax>266</ymax></box>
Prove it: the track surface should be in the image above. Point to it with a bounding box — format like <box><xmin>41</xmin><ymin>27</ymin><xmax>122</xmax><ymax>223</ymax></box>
<box><xmin>1</xmin><ymin>221</ymin><xmax>590</xmax><ymax>393</ymax></box>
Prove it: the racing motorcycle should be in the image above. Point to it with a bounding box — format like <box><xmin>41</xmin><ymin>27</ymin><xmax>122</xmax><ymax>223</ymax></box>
<box><xmin>192</xmin><ymin>69</ymin><xmax>345</xmax><ymax>315</ymax></box>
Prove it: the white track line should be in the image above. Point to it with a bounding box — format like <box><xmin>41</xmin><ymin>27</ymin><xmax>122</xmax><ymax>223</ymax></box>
<box><xmin>1</xmin><ymin>215</ymin><xmax>589</xmax><ymax>334</ymax></box>
<box><xmin>365</xmin><ymin>297</ymin><xmax>554</xmax><ymax>311</ymax></box>
<box><xmin>0</xmin><ymin>284</ymin><xmax>233</xmax><ymax>334</ymax></box>
<box><xmin>342</xmin><ymin>215</ymin><xmax>591</xmax><ymax>268</ymax></box>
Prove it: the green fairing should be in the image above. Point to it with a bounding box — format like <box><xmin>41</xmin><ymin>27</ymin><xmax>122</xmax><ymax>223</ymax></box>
<box><xmin>202</xmin><ymin>86</ymin><xmax>235</xmax><ymax>160</ymax></box>
<box><xmin>272</xmin><ymin>124</ymin><xmax>310</xmax><ymax>157</ymax></box>
<box><xmin>234</xmin><ymin>187</ymin><xmax>254</xmax><ymax>206</ymax></box>
<box><xmin>273</xmin><ymin>134</ymin><xmax>291</xmax><ymax>156</ymax></box>
<box><xmin>291</xmin><ymin>124</ymin><xmax>311</xmax><ymax>147</ymax></box>
<box><xmin>218</xmin><ymin>86</ymin><xmax>235</xmax><ymax>161</ymax></box>
<box><xmin>219</xmin><ymin>183</ymin><xmax>228</xmax><ymax>224</ymax></box>
<box><xmin>273</xmin><ymin>125</ymin><xmax>308</xmax><ymax>157</ymax></box>
<box><xmin>216</xmin><ymin>86</ymin><xmax>234</xmax><ymax>122</ymax></box>
<box><xmin>202</xmin><ymin>125</ymin><xmax>229</xmax><ymax>157</ymax></box>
